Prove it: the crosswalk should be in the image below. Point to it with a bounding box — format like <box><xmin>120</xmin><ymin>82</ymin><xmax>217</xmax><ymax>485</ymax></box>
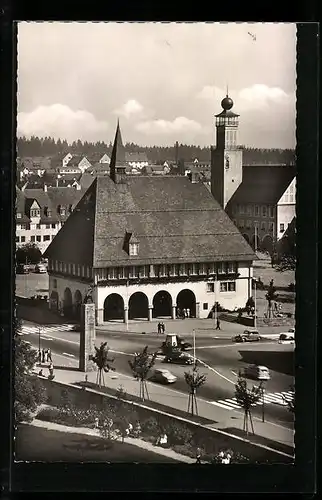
<box><xmin>210</xmin><ymin>390</ymin><xmax>294</xmax><ymax>410</ymax></box>
<box><xmin>18</xmin><ymin>324</ymin><xmax>75</xmax><ymax>336</ymax></box>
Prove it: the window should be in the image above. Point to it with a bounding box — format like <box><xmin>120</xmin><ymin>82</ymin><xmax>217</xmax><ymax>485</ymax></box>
<box><xmin>269</xmin><ymin>222</ymin><xmax>274</xmax><ymax>232</ymax></box>
<box><xmin>17</xmin><ymin>213</ymin><xmax>22</xmax><ymax>219</ymax></box>
<box><xmin>31</xmin><ymin>235</ymin><xmax>36</xmax><ymax>242</ymax></box>
<box><xmin>220</xmin><ymin>281</ymin><xmax>236</xmax><ymax>292</ymax></box>
<box><xmin>16</xmin><ymin>236</ymin><xmax>19</xmax><ymax>243</ymax></box>
<box><xmin>60</xmin><ymin>208</ymin><xmax>66</xmax><ymax>216</ymax></box>
<box><xmin>169</xmin><ymin>264</ymin><xmax>177</xmax><ymax>277</ymax></box>
<box><xmin>261</xmin><ymin>222</ymin><xmax>266</xmax><ymax>231</ymax></box>
<box><xmin>21</xmin><ymin>224</ymin><xmax>27</xmax><ymax>230</ymax></box>
<box><xmin>239</xmin><ymin>219</ymin><xmax>244</xmax><ymax>228</ymax></box>
<box><xmin>43</xmin><ymin>235</ymin><xmax>50</xmax><ymax>241</ymax></box>
<box><xmin>36</xmin><ymin>224</ymin><xmax>41</xmax><ymax>229</ymax></box>
<box><xmin>21</xmin><ymin>236</ymin><xmax>25</xmax><ymax>242</ymax></box>
<box><xmin>208</xmin><ymin>262</ymin><xmax>215</xmax><ymax>275</ymax></box>
<box><xmin>190</xmin><ymin>263</ymin><xmax>198</xmax><ymax>275</ymax></box>
<box><xmin>108</xmin><ymin>267</ymin><xmax>118</xmax><ymax>279</ymax></box>
<box><xmin>246</xmin><ymin>220</ymin><xmax>251</xmax><ymax>229</ymax></box>
<box><xmin>217</xmin><ymin>262</ymin><xmax>225</xmax><ymax>274</ymax></box>
<box><xmin>51</xmin><ymin>223</ymin><xmax>56</xmax><ymax>229</ymax></box>
<box><xmin>262</xmin><ymin>205</ymin><xmax>267</xmax><ymax>217</ymax></box>
<box><xmin>139</xmin><ymin>266</ymin><xmax>148</xmax><ymax>278</ymax></box>
<box><xmin>239</xmin><ymin>204</ymin><xmax>245</xmax><ymax>214</ymax></box>
<box><xmin>207</xmin><ymin>282</ymin><xmax>214</xmax><ymax>293</ymax></box>
<box><xmin>247</xmin><ymin>205</ymin><xmax>253</xmax><ymax>215</ymax></box>
<box><xmin>203</xmin><ymin>303</ymin><xmax>208</xmax><ymax>310</ymax></box>
<box><xmin>46</xmin><ymin>224</ymin><xmax>50</xmax><ymax>229</ymax></box>
<box><xmin>53</xmin><ymin>279</ymin><xmax>57</xmax><ymax>289</ymax></box>
<box><xmin>254</xmin><ymin>205</ymin><xmax>259</xmax><ymax>216</ymax></box>
<box><xmin>36</xmin><ymin>235</ymin><xmax>41</xmax><ymax>242</ymax></box>
<box><xmin>47</xmin><ymin>210</ymin><xmax>52</xmax><ymax>217</ymax></box>
<box><xmin>30</xmin><ymin>209</ymin><xmax>40</xmax><ymax>217</ymax></box>
<box><xmin>129</xmin><ymin>266</ymin><xmax>139</xmax><ymax>278</ymax></box>
<box><xmin>118</xmin><ymin>267</ymin><xmax>125</xmax><ymax>279</ymax></box>
<box><xmin>268</xmin><ymin>205</ymin><xmax>274</xmax><ymax>218</ymax></box>
<box><xmin>158</xmin><ymin>264</ymin><xmax>167</xmax><ymax>277</ymax></box>
<box><xmin>280</xmin><ymin>223</ymin><xmax>285</xmax><ymax>233</ymax></box>
<box><xmin>129</xmin><ymin>243</ymin><xmax>139</xmax><ymax>256</ymax></box>
<box><xmin>227</xmin><ymin>262</ymin><xmax>237</xmax><ymax>274</ymax></box>
<box><xmin>199</xmin><ymin>263</ymin><xmax>207</xmax><ymax>275</ymax></box>
<box><xmin>179</xmin><ymin>264</ymin><xmax>187</xmax><ymax>276</ymax></box>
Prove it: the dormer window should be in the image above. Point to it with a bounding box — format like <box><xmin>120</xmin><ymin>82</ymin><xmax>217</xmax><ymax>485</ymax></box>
<box><xmin>61</xmin><ymin>208</ymin><xmax>66</xmax><ymax>216</ymax></box>
<box><xmin>30</xmin><ymin>208</ymin><xmax>40</xmax><ymax>217</ymax></box>
<box><xmin>17</xmin><ymin>212</ymin><xmax>22</xmax><ymax>219</ymax></box>
<box><xmin>129</xmin><ymin>242</ymin><xmax>139</xmax><ymax>256</ymax></box>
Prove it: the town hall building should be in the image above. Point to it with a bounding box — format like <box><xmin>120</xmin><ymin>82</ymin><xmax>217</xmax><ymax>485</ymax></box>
<box><xmin>44</xmin><ymin>116</ymin><xmax>256</xmax><ymax>325</ymax></box>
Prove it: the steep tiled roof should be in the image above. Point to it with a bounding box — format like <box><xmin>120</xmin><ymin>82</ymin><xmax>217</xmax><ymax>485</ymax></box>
<box><xmin>44</xmin><ymin>175</ymin><xmax>255</xmax><ymax>266</ymax></box>
<box><xmin>125</xmin><ymin>152</ymin><xmax>148</xmax><ymax>163</ymax></box>
<box><xmin>227</xmin><ymin>165</ymin><xmax>296</xmax><ymax>206</ymax></box>
<box><xmin>87</xmin><ymin>152</ymin><xmax>110</xmax><ymax>164</ymax></box>
<box><xmin>63</xmin><ymin>155</ymin><xmax>86</xmax><ymax>167</ymax></box>
<box><xmin>79</xmin><ymin>172</ymin><xmax>96</xmax><ymax>189</ymax></box>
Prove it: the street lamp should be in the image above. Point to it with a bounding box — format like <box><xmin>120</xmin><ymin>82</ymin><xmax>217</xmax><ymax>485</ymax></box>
<box><xmin>37</xmin><ymin>326</ymin><xmax>43</xmax><ymax>363</ymax></box>
<box><xmin>260</xmin><ymin>381</ymin><xmax>265</xmax><ymax>422</ymax></box>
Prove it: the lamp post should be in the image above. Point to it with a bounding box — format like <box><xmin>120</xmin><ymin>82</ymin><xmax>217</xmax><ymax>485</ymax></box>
<box><xmin>254</xmin><ymin>279</ymin><xmax>257</xmax><ymax>329</ymax></box>
<box><xmin>126</xmin><ymin>279</ymin><xmax>129</xmax><ymax>331</ymax></box>
<box><xmin>37</xmin><ymin>326</ymin><xmax>42</xmax><ymax>363</ymax></box>
<box><xmin>260</xmin><ymin>381</ymin><xmax>265</xmax><ymax>422</ymax></box>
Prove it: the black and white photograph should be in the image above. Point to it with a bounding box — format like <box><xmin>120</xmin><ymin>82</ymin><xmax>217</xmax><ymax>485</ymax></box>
<box><xmin>14</xmin><ymin>22</ymin><xmax>296</xmax><ymax>466</ymax></box>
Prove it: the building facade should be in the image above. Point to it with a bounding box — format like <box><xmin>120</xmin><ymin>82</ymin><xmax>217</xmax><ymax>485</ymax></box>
<box><xmin>44</xmin><ymin>122</ymin><xmax>255</xmax><ymax>324</ymax></box>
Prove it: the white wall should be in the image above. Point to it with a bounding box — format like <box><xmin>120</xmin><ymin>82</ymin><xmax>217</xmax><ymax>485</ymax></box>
<box><xmin>276</xmin><ymin>204</ymin><xmax>296</xmax><ymax>241</ymax></box>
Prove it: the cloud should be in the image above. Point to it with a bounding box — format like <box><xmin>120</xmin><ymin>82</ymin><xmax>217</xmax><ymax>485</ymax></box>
<box><xmin>17</xmin><ymin>104</ymin><xmax>109</xmax><ymax>142</ymax></box>
<box><xmin>114</xmin><ymin>99</ymin><xmax>144</xmax><ymax>118</ymax></box>
<box><xmin>136</xmin><ymin>116</ymin><xmax>202</xmax><ymax>135</ymax></box>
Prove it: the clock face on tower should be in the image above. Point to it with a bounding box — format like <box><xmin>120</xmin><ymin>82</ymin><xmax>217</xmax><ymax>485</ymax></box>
<box><xmin>225</xmin><ymin>154</ymin><xmax>230</xmax><ymax>169</ymax></box>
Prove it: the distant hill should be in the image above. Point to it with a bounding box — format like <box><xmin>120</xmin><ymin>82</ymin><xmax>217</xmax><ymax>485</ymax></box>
<box><xmin>17</xmin><ymin>136</ymin><xmax>295</xmax><ymax>166</ymax></box>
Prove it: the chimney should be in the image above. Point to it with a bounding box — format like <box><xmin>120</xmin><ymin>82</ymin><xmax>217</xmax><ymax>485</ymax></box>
<box><xmin>175</xmin><ymin>141</ymin><xmax>179</xmax><ymax>166</ymax></box>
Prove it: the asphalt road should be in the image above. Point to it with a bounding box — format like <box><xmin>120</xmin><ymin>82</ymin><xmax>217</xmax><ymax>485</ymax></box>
<box><xmin>21</xmin><ymin>322</ymin><xmax>294</xmax><ymax>428</ymax></box>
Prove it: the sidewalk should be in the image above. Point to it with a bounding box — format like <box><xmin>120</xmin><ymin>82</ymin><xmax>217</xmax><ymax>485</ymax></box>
<box><xmin>30</xmin><ymin>418</ymin><xmax>196</xmax><ymax>463</ymax></box>
<box><xmin>96</xmin><ymin>318</ymin><xmax>289</xmax><ymax>337</ymax></box>
<box><xmin>48</xmin><ymin>367</ymin><xmax>294</xmax><ymax>455</ymax></box>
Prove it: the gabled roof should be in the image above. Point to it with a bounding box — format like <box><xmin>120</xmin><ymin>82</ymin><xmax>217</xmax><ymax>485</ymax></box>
<box><xmin>64</xmin><ymin>156</ymin><xmax>87</xmax><ymax>167</ymax></box>
<box><xmin>44</xmin><ymin>175</ymin><xmax>255</xmax><ymax>267</ymax></box>
<box><xmin>87</xmin><ymin>152</ymin><xmax>110</xmax><ymax>164</ymax></box>
<box><xmin>227</xmin><ymin>165</ymin><xmax>296</xmax><ymax>206</ymax></box>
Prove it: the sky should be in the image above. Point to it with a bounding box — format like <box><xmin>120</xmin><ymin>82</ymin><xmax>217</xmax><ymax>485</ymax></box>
<box><xmin>17</xmin><ymin>22</ymin><xmax>296</xmax><ymax>149</ymax></box>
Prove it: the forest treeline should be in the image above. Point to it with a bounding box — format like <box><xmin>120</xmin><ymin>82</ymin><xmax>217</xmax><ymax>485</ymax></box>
<box><xmin>17</xmin><ymin>136</ymin><xmax>296</xmax><ymax>165</ymax></box>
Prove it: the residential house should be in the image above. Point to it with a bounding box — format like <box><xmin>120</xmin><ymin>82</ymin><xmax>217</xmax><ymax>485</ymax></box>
<box><xmin>50</xmin><ymin>152</ymin><xmax>73</xmax><ymax>171</ymax></box>
<box><xmin>59</xmin><ymin>155</ymin><xmax>92</xmax><ymax>174</ymax></box>
<box><xmin>87</xmin><ymin>152</ymin><xmax>111</xmax><ymax>165</ymax></box>
<box><xmin>125</xmin><ymin>152</ymin><xmax>149</xmax><ymax>170</ymax></box>
<box><xmin>44</xmin><ymin>122</ymin><xmax>255</xmax><ymax>323</ymax></box>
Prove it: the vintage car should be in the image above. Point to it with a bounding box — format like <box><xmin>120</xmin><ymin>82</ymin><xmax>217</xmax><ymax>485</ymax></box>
<box><xmin>243</xmin><ymin>364</ymin><xmax>271</xmax><ymax>381</ymax></box>
<box><xmin>232</xmin><ymin>329</ymin><xmax>261</xmax><ymax>343</ymax></box>
<box><xmin>150</xmin><ymin>369</ymin><xmax>177</xmax><ymax>384</ymax></box>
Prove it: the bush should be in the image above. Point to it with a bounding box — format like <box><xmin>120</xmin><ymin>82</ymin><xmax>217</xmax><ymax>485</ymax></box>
<box><xmin>141</xmin><ymin>416</ymin><xmax>161</xmax><ymax>437</ymax></box>
<box><xmin>165</xmin><ymin>421</ymin><xmax>193</xmax><ymax>445</ymax></box>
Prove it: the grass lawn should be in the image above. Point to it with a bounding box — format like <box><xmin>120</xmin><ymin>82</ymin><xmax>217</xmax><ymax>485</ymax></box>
<box><xmin>15</xmin><ymin>424</ymin><xmax>179</xmax><ymax>463</ymax></box>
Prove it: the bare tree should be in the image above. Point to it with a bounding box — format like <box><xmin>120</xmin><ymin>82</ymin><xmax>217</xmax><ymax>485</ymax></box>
<box><xmin>89</xmin><ymin>342</ymin><xmax>115</xmax><ymax>388</ymax></box>
<box><xmin>128</xmin><ymin>346</ymin><xmax>158</xmax><ymax>401</ymax></box>
<box><xmin>184</xmin><ymin>362</ymin><xmax>207</xmax><ymax>416</ymax></box>
<box><xmin>235</xmin><ymin>376</ymin><xmax>262</xmax><ymax>435</ymax></box>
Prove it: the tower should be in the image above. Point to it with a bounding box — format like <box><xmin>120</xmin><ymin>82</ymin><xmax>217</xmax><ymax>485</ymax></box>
<box><xmin>211</xmin><ymin>93</ymin><xmax>243</xmax><ymax>209</ymax></box>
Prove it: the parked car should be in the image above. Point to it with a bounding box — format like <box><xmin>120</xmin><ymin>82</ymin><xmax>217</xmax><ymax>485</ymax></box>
<box><xmin>150</xmin><ymin>369</ymin><xmax>177</xmax><ymax>384</ymax></box>
<box><xmin>35</xmin><ymin>263</ymin><xmax>47</xmax><ymax>274</ymax></box>
<box><xmin>232</xmin><ymin>329</ymin><xmax>261</xmax><ymax>343</ymax></box>
<box><xmin>164</xmin><ymin>352</ymin><xmax>194</xmax><ymax>365</ymax></box>
<box><xmin>243</xmin><ymin>364</ymin><xmax>270</xmax><ymax>381</ymax></box>
<box><xmin>278</xmin><ymin>332</ymin><xmax>295</xmax><ymax>344</ymax></box>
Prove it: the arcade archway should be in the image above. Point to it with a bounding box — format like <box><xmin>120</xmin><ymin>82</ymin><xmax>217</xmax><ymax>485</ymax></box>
<box><xmin>104</xmin><ymin>293</ymin><xmax>124</xmax><ymax>322</ymax></box>
<box><xmin>63</xmin><ymin>287</ymin><xmax>73</xmax><ymax>318</ymax></box>
<box><xmin>129</xmin><ymin>292</ymin><xmax>149</xmax><ymax>320</ymax></box>
<box><xmin>153</xmin><ymin>290</ymin><xmax>172</xmax><ymax>318</ymax></box>
<box><xmin>261</xmin><ymin>234</ymin><xmax>273</xmax><ymax>255</ymax></box>
<box><xmin>74</xmin><ymin>290</ymin><xmax>82</xmax><ymax>320</ymax></box>
<box><xmin>176</xmin><ymin>289</ymin><xmax>196</xmax><ymax>318</ymax></box>
<box><xmin>50</xmin><ymin>290</ymin><xmax>59</xmax><ymax>312</ymax></box>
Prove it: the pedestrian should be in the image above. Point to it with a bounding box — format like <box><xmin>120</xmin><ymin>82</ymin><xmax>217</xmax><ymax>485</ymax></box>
<box><xmin>216</xmin><ymin>318</ymin><xmax>221</xmax><ymax>330</ymax></box>
<box><xmin>157</xmin><ymin>322</ymin><xmax>161</xmax><ymax>334</ymax></box>
<box><xmin>38</xmin><ymin>369</ymin><xmax>43</xmax><ymax>376</ymax></box>
<box><xmin>47</xmin><ymin>348</ymin><xmax>52</xmax><ymax>362</ymax></box>
<box><xmin>161</xmin><ymin>322</ymin><xmax>165</xmax><ymax>334</ymax></box>
<box><xmin>94</xmin><ymin>417</ymin><xmax>99</xmax><ymax>429</ymax></box>
<box><xmin>48</xmin><ymin>361</ymin><xmax>54</xmax><ymax>376</ymax></box>
<box><xmin>128</xmin><ymin>422</ymin><xmax>133</xmax><ymax>437</ymax></box>
<box><xmin>196</xmin><ymin>447</ymin><xmax>202</xmax><ymax>464</ymax></box>
<box><xmin>38</xmin><ymin>350</ymin><xmax>42</xmax><ymax>364</ymax></box>
<box><xmin>41</xmin><ymin>348</ymin><xmax>45</xmax><ymax>363</ymax></box>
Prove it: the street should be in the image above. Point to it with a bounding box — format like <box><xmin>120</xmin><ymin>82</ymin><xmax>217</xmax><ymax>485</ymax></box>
<box><xmin>21</xmin><ymin>320</ymin><xmax>294</xmax><ymax>428</ymax></box>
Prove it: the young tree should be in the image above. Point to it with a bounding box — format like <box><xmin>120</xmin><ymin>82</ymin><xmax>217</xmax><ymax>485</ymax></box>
<box><xmin>128</xmin><ymin>346</ymin><xmax>158</xmax><ymax>401</ymax></box>
<box><xmin>14</xmin><ymin>318</ymin><xmax>46</xmax><ymax>423</ymax></box>
<box><xmin>89</xmin><ymin>342</ymin><xmax>115</xmax><ymax>388</ymax></box>
<box><xmin>16</xmin><ymin>243</ymin><xmax>42</xmax><ymax>265</ymax></box>
<box><xmin>184</xmin><ymin>363</ymin><xmax>207</xmax><ymax>416</ymax></box>
<box><xmin>265</xmin><ymin>279</ymin><xmax>278</xmax><ymax>318</ymax></box>
<box><xmin>234</xmin><ymin>376</ymin><xmax>262</xmax><ymax>435</ymax></box>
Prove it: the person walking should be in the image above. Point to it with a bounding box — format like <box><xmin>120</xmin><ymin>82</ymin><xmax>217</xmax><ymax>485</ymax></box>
<box><xmin>161</xmin><ymin>322</ymin><xmax>165</xmax><ymax>334</ymax></box>
<box><xmin>47</xmin><ymin>348</ymin><xmax>52</xmax><ymax>362</ymax></box>
<box><xmin>216</xmin><ymin>318</ymin><xmax>221</xmax><ymax>330</ymax></box>
<box><xmin>157</xmin><ymin>322</ymin><xmax>161</xmax><ymax>334</ymax></box>
<box><xmin>38</xmin><ymin>350</ymin><xmax>42</xmax><ymax>364</ymax></box>
<box><xmin>41</xmin><ymin>348</ymin><xmax>46</xmax><ymax>363</ymax></box>
<box><xmin>196</xmin><ymin>447</ymin><xmax>202</xmax><ymax>464</ymax></box>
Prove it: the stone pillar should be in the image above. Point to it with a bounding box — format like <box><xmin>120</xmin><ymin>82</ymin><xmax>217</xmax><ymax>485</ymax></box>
<box><xmin>79</xmin><ymin>302</ymin><xmax>96</xmax><ymax>372</ymax></box>
<box><xmin>148</xmin><ymin>306</ymin><xmax>153</xmax><ymax>322</ymax></box>
<box><xmin>172</xmin><ymin>305</ymin><xmax>176</xmax><ymax>319</ymax></box>
<box><xmin>124</xmin><ymin>307</ymin><xmax>129</xmax><ymax>324</ymax></box>
<box><xmin>196</xmin><ymin>302</ymin><xmax>200</xmax><ymax>319</ymax></box>
<box><xmin>97</xmin><ymin>308</ymin><xmax>104</xmax><ymax>326</ymax></box>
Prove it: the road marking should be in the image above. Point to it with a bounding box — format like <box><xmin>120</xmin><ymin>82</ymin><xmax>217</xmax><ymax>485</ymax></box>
<box><xmin>40</xmin><ymin>336</ymin><xmax>53</xmax><ymax>341</ymax></box>
<box><xmin>62</xmin><ymin>352</ymin><xmax>75</xmax><ymax>358</ymax></box>
<box><xmin>210</xmin><ymin>390</ymin><xmax>294</xmax><ymax>410</ymax></box>
<box><xmin>231</xmin><ymin>371</ymin><xmax>237</xmax><ymax>376</ymax></box>
<box><xmin>196</xmin><ymin>358</ymin><xmax>235</xmax><ymax>385</ymax></box>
